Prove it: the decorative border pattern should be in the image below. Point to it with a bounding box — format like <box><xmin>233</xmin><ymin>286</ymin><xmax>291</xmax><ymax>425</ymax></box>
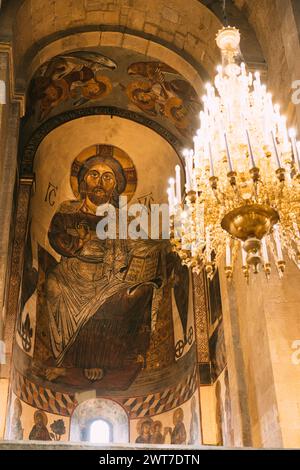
<box><xmin>192</xmin><ymin>272</ymin><xmax>210</xmax><ymax>363</ymax></box>
<box><xmin>12</xmin><ymin>369</ymin><xmax>78</xmax><ymax>417</ymax></box>
<box><xmin>120</xmin><ymin>365</ymin><xmax>197</xmax><ymax>418</ymax></box>
<box><xmin>12</xmin><ymin>365</ymin><xmax>197</xmax><ymax>418</ymax></box>
<box><xmin>20</xmin><ymin>106</ymin><xmax>183</xmax><ymax>176</ymax></box>
<box><xmin>4</xmin><ymin>180</ymin><xmax>33</xmax><ymax>358</ymax></box>
<box><xmin>20</xmin><ymin>25</ymin><xmax>209</xmax><ymax>85</ymax></box>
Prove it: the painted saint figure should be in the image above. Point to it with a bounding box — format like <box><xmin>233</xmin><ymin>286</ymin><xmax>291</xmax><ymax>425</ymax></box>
<box><xmin>45</xmin><ymin>145</ymin><xmax>160</xmax><ymax>383</ymax></box>
<box><xmin>170</xmin><ymin>408</ymin><xmax>187</xmax><ymax>445</ymax></box>
<box><xmin>215</xmin><ymin>380</ymin><xmax>224</xmax><ymax>446</ymax></box>
<box><xmin>10</xmin><ymin>398</ymin><xmax>24</xmax><ymax>440</ymax></box>
<box><xmin>29</xmin><ymin>411</ymin><xmax>51</xmax><ymax>441</ymax></box>
<box><xmin>135</xmin><ymin>418</ymin><xmax>152</xmax><ymax>444</ymax></box>
<box><xmin>150</xmin><ymin>421</ymin><xmax>169</xmax><ymax>444</ymax></box>
<box><xmin>188</xmin><ymin>396</ymin><xmax>199</xmax><ymax>445</ymax></box>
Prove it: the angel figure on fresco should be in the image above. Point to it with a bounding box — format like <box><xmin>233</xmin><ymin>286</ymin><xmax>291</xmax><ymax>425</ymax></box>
<box><xmin>28</xmin><ymin>51</ymin><xmax>116</xmax><ymax>121</ymax></box>
<box><xmin>124</xmin><ymin>61</ymin><xmax>200</xmax><ymax>136</ymax></box>
<box><xmin>44</xmin><ymin>144</ymin><xmax>163</xmax><ymax>384</ymax></box>
<box><xmin>69</xmin><ymin>75</ymin><xmax>112</xmax><ymax>106</ymax></box>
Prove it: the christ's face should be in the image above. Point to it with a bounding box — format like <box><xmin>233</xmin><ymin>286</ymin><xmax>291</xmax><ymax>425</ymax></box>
<box><xmin>84</xmin><ymin>163</ymin><xmax>117</xmax><ymax>206</ymax></box>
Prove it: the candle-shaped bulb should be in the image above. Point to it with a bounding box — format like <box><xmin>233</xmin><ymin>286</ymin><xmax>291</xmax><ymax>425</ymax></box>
<box><xmin>185</xmin><ymin>153</ymin><xmax>193</xmax><ymax>192</ymax></box>
<box><xmin>226</xmin><ymin>238</ymin><xmax>232</xmax><ymax>266</ymax></box>
<box><xmin>241</xmin><ymin>246</ymin><xmax>247</xmax><ymax>266</ymax></box>
<box><xmin>289</xmin><ymin>129</ymin><xmax>300</xmax><ymax>172</ymax></box>
<box><xmin>224</xmin><ymin>132</ymin><xmax>234</xmax><ymax>172</ymax></box>
<box><xmin>181</xmin><ymin>210</ymin><xmax>188</xmax><ymax>220</ymax></box>
<box><xmin>296</xmin><ymin>141</ymin><xmax>300</xmax><ymax>172</ymax></box>
<box><xmin>289</xmin><ymin>128</ymin><xmax>296</xmax><ymax>139</ymax></box>
<box><xmin>168</xmin><ymin>177</ymin><xmax>176</xmax><ymax>210</ymax></box>
<box><xmin>208</xmin><ymin>141</ymin><xmax>214</xmax><ymax>176</ymax></box>
<box><xmin>167</xmin><ymin>188</ymin><xmax>174</xmax><ymax>214</ymax></box>
<box><xmin>175</xmin><ymin>165</ymin><xmax>181</xmax><ymax>204</ymax></box>
<box><xmin>274</xmin><ymin>103</ymin><xmax>280</xmax><ymax>114</ymax></box>
<box><xmin>280</xmin><ymin>116</ymin><xmax>289</xmax><ymax>150</ymax></box>
<box><xmin>261</xmin><ymin>237</ymin><xmax>269</xmax><ymax>264</ymax></box>
<box><xmin>273</xmin><ymin>225</ymin><xmax>283</xmax><ymax>260</ymax></box>
<box><xmin>271</xmin><ymin>130</ymin><xmax>282</xmax><ymax>168</ymax></box>
<box><xmin>253</xmin><ymin>71</ymin><xmax>261</xmax><ymax>95</ymax></box>
<box><xmin>246</xmin><ymin>129</ymin><xmax>256</xmax><ymax>169</ymax></box>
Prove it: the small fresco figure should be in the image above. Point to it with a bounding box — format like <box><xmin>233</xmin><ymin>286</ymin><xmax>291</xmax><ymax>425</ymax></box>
<box><xmin>29</xmin><ymin>410</ymin><xmax>52</xmax><ymax>441</ymax></box>
<box><xmin>215</xmin><ymin>380</ymin><xmax>224</xmax><ymax>446</ymax></box>
<box><xmin>188</xmin><ymin>396</ymin><xmax>199</xmax><ymax>445</ymax></box>
<box><xmin>150</xmin><ymin>421</ymin><xmax>170</xmax><ymax>444</ymax></box>
<box><xmin>135</xmin><ymin>418</ymin><xmax>153</xmax><ymax>444</ymax></box>
<box><xmin>170</xmin><ymin>408</ymin><xmax>186</xmax><ymax>445</ymax></box>
<box><xmin>10</xmin><ymin>398</ymin><xmax>24</xmax><ymax>440</ymax></box>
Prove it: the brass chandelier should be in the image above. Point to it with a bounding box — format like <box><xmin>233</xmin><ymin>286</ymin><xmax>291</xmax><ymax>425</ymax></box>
<box><xmin>168</xmin><ymin>26</ymin><xmax>300</xmax><ymax>280</ymax></box>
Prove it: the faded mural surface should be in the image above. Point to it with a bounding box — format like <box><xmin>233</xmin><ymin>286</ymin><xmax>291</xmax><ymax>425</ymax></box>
<box><xmin>9</xmin><ymin>44</ymin><xmax>202</xmax><ymax>443</ymax></box>
<box><xmin>132</xmin><ymin>392</ymin><xmax>200</xmax><ymax>445</ymax></box>
<box><xmin>24</xmin><ymin>48</ymin><xmax>200</xmax><ymax>144</ymax></box>
<box><xmin>16</xmin><ymin>143</ymin><xmax>191</xmax><ymax>390</ymax></box>
<box><xmin>9</xmin><ymin>128</ymin><xmax>199</xmax><ymax>442</ymax></box>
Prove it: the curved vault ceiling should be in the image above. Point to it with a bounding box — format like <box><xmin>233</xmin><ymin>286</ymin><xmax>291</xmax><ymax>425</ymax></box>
<box><xmin>0</xmin><ymin>0</ymin><xmax>265</xmax><ymax>92</ymax></box>
<box><xmin>31</xmin><ymin>113</ymin><xmax>182</xmax><ymax>260</ymax></box>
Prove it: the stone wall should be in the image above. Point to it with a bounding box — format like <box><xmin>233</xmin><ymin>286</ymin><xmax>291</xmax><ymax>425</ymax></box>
<box><xmin>235</xmin><ymin>0</ymin><xmax>300</xmax><ymax>127</ymax></box>
<box><xmin>12</xmin><ymin>0</ymin><xmax>222</xmax><ymax>82</ymax></box>
<box><xmin>220</xmin><ymin>252</ymin><xmax>300</xmax><ymax>448</ymax></box>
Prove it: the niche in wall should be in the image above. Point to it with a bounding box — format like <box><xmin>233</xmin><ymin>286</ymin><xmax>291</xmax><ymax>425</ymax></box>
<box><xmin>70</xmin><ymin>398</ymin><xmax>129</xmax><ymax>444</ymax></box>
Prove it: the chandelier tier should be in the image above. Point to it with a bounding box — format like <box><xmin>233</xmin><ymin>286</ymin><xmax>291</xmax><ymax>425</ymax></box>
<box><xmin>168</xmin><ymin>26</ymin><xmax>300</xmax><ymax>280</ymax></box>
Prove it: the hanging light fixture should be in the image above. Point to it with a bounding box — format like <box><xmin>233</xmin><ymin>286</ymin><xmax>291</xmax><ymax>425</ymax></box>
<box><xmin>168</xmin><ymin>26</ymin><xmax>300</xmax><ymax>281</ymax></box>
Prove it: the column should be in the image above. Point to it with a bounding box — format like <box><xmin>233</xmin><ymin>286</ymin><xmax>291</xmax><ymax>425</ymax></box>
<box><xmin>219</xmin><ymin>251</ymin><xmax>300</xmax><ymax>447</ymax></box>
<box><xmin>0</xmin><ymin>48</ymin><xmax>23</xmax><ymax>439</ymax></box>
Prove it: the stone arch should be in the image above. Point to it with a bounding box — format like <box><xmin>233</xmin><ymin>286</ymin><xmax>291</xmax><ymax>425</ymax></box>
<box><xmin>70</xmin><ymin>398</ymin><xmax>129</xmax><ymax>443</ymax></box>
<box><xmin>26</xmin><ymin>31</ymin><xmax>205</xmax><ymax>94</ymax></box>
<box><xmin>12</xmin><ymin>0</ymin><xmax>222</xmax><ymax>80</ymax></box>
<box><xmin>20</xmin><ymin>107</ymin><xmax>183</xmax><ymax>176</ymax></box>
<box><xmin>0</xmin><ymin>0</ymin><xmax>268</xmax><ymax>122</ymax></box>
<box><xmin>0</xmin><ymin>0</ymin><xmax>263</xmax><ymax>91</ymax></box>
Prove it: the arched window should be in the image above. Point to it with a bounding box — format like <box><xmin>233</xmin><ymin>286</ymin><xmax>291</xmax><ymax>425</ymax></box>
<box><xmin>70</xmin><ymin>398</ymin><xmax>129</xmax><ymax>443</ymax></box>
<box><xmin>89</xmin><ymin>418</ymin><xmax>112</xmax><ymax>444</ymax></box>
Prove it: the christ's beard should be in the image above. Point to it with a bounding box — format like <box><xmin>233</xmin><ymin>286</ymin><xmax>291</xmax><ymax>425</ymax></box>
<box><xmin>87</xmin><ymin>189</ymin><xmax>111</xmax><ymax>206</ymax></box>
